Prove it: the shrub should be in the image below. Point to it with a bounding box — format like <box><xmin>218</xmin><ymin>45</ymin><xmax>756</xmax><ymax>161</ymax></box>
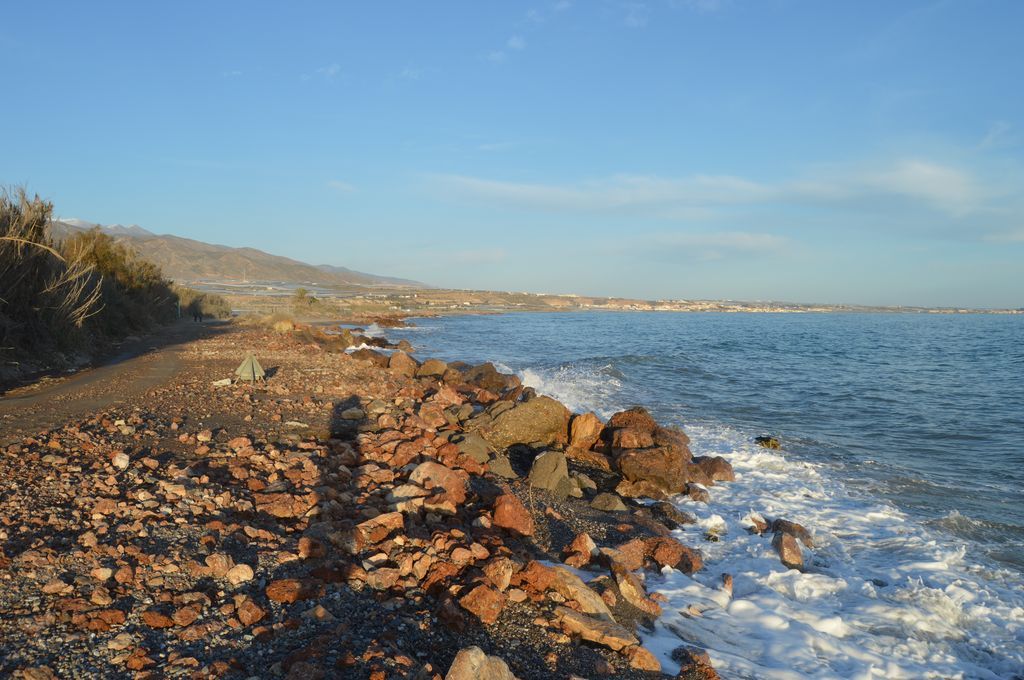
<box><xmin>0</xmin><ymin>189</ymin><xmax>102</xmax><ymax>355</ymax></box>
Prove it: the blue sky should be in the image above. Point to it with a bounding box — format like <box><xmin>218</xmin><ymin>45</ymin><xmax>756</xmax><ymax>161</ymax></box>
<box><xmin>2</xmin><ymin>1</ymin><xmax>1022</xmax><ymax>307</ymax></box>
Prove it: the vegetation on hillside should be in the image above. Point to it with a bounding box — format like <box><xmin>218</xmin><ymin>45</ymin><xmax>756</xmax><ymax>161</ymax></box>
<box><xmin>1</xmin><ymin>188</ymin><xmax>230</xmax><ymax>372</ymax></box>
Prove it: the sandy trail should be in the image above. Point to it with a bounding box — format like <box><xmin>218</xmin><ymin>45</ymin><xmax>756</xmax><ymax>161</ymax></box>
<box><xmin>0</xmin><ymin>320</ymin><xmax>229</xmax><ymax>443</ymax></box>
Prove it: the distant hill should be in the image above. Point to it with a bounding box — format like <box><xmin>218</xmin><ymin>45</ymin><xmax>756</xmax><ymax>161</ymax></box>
<box><xmin>50</xmin><ymin>220</ymin><xmax>425</xmax><ymax>289</ymax></box>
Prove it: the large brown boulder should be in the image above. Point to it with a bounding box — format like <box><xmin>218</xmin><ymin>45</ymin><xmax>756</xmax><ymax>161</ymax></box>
<box><xmin>463</xmin><ymin>363</ymin><xmax>521</xmax><ymax>394</ymax></box>
<box><xmin>471</xmin><ymin>396</ymin><xmax>570</xmax><ymax>450</ymax></box>
<box><xmin>694</xmin><ymin>455</ymin><xmax>735</xmax><ymax>482</ymax></box>
<box><xmin>492</xmin><ymin>493</ymin><xmax>534</xmax><ymax>536</ymax></box>
<box><xmin>388</xmin><ymin>351</ymin><xmax>419</xmax><ymax>377</ymax></box>
<box><xmin>616</xmin><ymin>445</ymin><xmax>690</xmax><ymax>495</ymax></box>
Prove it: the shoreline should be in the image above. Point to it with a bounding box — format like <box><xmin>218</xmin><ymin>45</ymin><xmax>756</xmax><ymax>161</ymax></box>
<box><xmin>2</xmin><ymin>318</ymin><xmax>1022</xmax><ymax>678</ymax></box>
<box><xmin>0</xmin><ymin>320</ymin><xmax>732</xmax><ymax>679</ymax></box>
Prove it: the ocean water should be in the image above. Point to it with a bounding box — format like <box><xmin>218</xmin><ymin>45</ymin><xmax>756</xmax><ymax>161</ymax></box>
<box><xmin>386</xmin><ymin>312</ymin><xmax>1024</xmax><ymax>679</ymax></box>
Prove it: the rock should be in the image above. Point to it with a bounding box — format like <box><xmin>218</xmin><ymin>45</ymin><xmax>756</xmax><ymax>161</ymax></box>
<box><xmin>616</xmin><ymin>445</ymin><xmax>690</xmax><ymax>495</ymax></box>
<box><xmin>225</xmin><ymin>564</ymin><xmax>254</xmax><ymax>585</ymax></box>
<box><xmin>492</xmin><ymin>493</ymin><xmax>534</xmax><ymax>536</ymax></box>
<box><xmin>416</xmin><ymin>358</ymin><xmax>449</xmax><ymax>378</ymax></box>
<box><xmin>236</xmin><ymin>598</ymin><xmax>266</xmax><ymax>626</ymax></box>
<box><xmin>646</xmin><ymin>537</ymin><xmax>703</xmax><ymax>574</ymax></box>
<box><xmin>615</xmin><ymin>478</ymin><xmax>669</xmax><ymax>499</ymax></box>
<box><xmin>673</xmin><ymin>646</ymin><xmax>721</xmax><ymax>680</ymax></box>
<box><xmin>452</xmin><ymin>432</ymin><xmax>491</xmax><ymax>464</ymax></box>
<box><xmin>684</xmin><ymin>484</ymin><xmax>711</xmax><ymax>504</ymax></box>
<box><xmin>562</xmin><ymin>532</ymin><xmax>597</xmax><ymax>568</ymax></box>
<box><xmin>463</xmin><ymin>363</ymin><xmax>521</xmax><ymax>394</ymax></box>
<box><xmin>772</xmin><ymin>531</ymin><xmax>803</xmax><ymax>570</ymax></box>
<box><xmin>569</xmin><ymin>412</ymin><xmax>604</xmax><ymax>450</ymax></box>
<box><xmin>590</xmin><ymin>492</ymin><xmax>628</xmax><ymax>512</ymax></box>
<box><xmin>651</xmin><ymin>501</ymin><xmax>696</xmax><ymax>528</ymax></box>
<box><xmin>693</xmin><ymin>455</ymin><xmax>735</xmax><ymax>482</ymax></box>
<box><xmin>610</xmin><ymin>563</ymin><xmax>661</xmax><ymax>616</ymax></box>
<box><xmin>352</xmin><ymin>512</ymin><xmax>405</xmax><ymax>551</ymax></box>
<box><xmin>771</xmin><ymin>519</ymin><xmax>814</xmax><ymax>548</ymax></box>
<box><xmin>527</xmin><ymin>451</ymin><xmax>572</xmax><ymax>497</ymax></box>
<box><xmin>140</xmin><ymin>609</ymin><xmax>175</xmax><ymax>628</ymax></box>
<box><xmin>611</xmin><ymin>427</ymin><xmax>655</xmax><ymax>449</ymax></box>
<box><xmin>204</xmin><ymin>553</ymin><xmax>235</xmax><ymax>578</ymax></box>
<box><xmin>409</xmin><ymin>461</ymin><xmax>467</xmax><ymax>511</ymax></box>
<box><xmin>625</xmin><ymin>645</ymin><xmax>662</xmax><ymax>672</ymax></box>
<box><xmin>266</xmin><ymin>578</ymin><xmax>323</xmax><ymax>603</ymax></box>
<box><xmin>387</xmin><ymin>483</ymin><xmax>431</xmax><ymax>513</ymax></box>
<box><xmin>340</xmin><ymin>407</ymin><xmax>365</xmax><ymax>420</ymax></box>
<box><xmin>606</xmin><ymin>407</ymin><xmax>658</xmax><ymax>432</ymax></box>
<box><xmin>554</xmin><ymin>606</ymin><xmax>638</xmax><ymax>651</ymax></box>
<box><xmin>111</xmin><ymin>451</ymin><xmax>130</xmax><ymax>470</ymax></box>
<box><xmin>755</xmin><ymin>435</ymin><xmax>781</xmax><ymax>449</ymax></box>
<box><xmin>472</xmin><ymin>396</ymin><xmax>570</xmax><ymax>451</ymax></box>
<box><xmin>565</xmin><ymin>446</ymin><xmax>613</xmax><ymax>471</ymax></box>
<box><xmin>486</xmin><ymin>455</ymin><xmax>517</xmax><ymax>479</ymax></box>
<box><xmin>458</xmin><ymin>584</ymin><xmax>507</xmax><ymax>624</ymax></box>
<box><xmin>549</xmin><ymin>566</ymin><xmax>614</xmax><ymax>619</ymax></box>
<box><xmin>483</xmin><ymin>557</ymin><xmax>516</xmax><ymax>591</ymax></box>
<box><xmin>445</xmin><ymin>646</ymin><xmax>518</xmax><ymax>680</ymax></box>
<box><xmin>389</xmin><ymin>351</ymin><xmax>420</xmax><ymax>377</ymax></box>
<box><xmin>350</xmin><ymin>348</ymin><xmax>389</xmax><ymax>367</ymax></box>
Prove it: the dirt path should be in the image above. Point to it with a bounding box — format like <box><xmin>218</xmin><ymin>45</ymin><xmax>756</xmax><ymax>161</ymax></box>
<box><xmin>0</xmin><ymin>320</ymin><xmax>230</xmax><ymax>443</ymax></box>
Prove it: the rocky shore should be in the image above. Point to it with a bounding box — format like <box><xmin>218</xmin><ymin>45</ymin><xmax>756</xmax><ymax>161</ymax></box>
<box><xmin>0</xmin><ymin>322</ymin><xmax>813</xmax><ymax>679</ymax></box>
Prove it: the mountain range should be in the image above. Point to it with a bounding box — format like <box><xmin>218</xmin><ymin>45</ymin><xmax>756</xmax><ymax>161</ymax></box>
<box><xmin>50</xmin><ymin>219</ymin><xmax>424</xmax><ymax>289</ymax></box>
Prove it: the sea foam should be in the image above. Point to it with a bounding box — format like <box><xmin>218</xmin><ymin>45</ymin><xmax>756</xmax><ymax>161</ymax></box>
<box><xmin>643</xmin><ymin>425</ymin><xmax>1024</xmax><ymax>679</ymax></box>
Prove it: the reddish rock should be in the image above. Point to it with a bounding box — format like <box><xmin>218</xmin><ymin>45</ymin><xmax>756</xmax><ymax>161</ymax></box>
<box><xmin>772</xmin><ymin>531</ymin><xmax>804</xmax><ymax>570</ymax></box>
<box><xmin>562</xmin><ymin>532</ymin><xmax>597</xmax><ymax>569</ymax></box>
<box><xmin>606</xmin><ymin>407</ymin><xmax>659</xmax><ymax>433</ymax></box>
<box><xmin>140</xmin><ymin>609</ymin><xmax>175</xmax><ymax>628</ymax></box>
<box><xmin>646</xmin><ymin>537</ymin><xmax>704</xmax><ymax>574</ymax></box>
<box><xmin>625</xmin><ymin>645</ymin><xmax>662</xmax><ymax>672</ymax></box>
<box><xmin>693</xmin><ymin>455</ymin><xmax>735</xmax><ymax>482</ymax></box>
<box><xmin>569</xmin><ymin>412</ymin><xmax>604</xmax><ymax>451</ymax></box>
<box><xmin>611</xmin><ymin>427</ymin><xmax>655</xmax><ymax>450</ymax></box>
<box><xmin>492</xmin><ymin>494</ymin><xmax>534</xmax><ymax>536</ymax></box>
<box><xmin>482</xmin><ymin>557</ymin><xmax>516</xmax><ymax>591</ymax></box>
<box><xmin>771</xmin><ymin>519</ymin><xmax>814</xmax><ymax>548</ymax></box>
<box><xmin>459</xmin><ymin>584</ymin><xmax>507</xmax><ymax>624</ymax></box>
<box><xmin>673</xmin><ymin>646</ymin><xmax>721</xmax><ymax>680</ymax></box>
<box><xmin>409</xmin><ymin>461</ymin><xmax>467</xmax><ymax>508</ymax></box>
<box><xmin>298</xmin><ymin>536</ymin><xmax>326</xmax><ymax>559</ymax></box>
<box><xmin>266</xmin><ymin>578</ymin><xmax>323</xmax><ymax>604</ymax></box>
<box><xmin>611</xmin><ymin>563</ymin><xmax>661</xmax><ymax>617</ymax></box>
<box><xmin>253</xmin><ymin>491</ymin><xmax>320</xmax><ymax>519</ymax></box>
<box><xmin>389</xmin><ymin>352</ymin><xmax>419</xmax><ymax>377</ymax></box>
<box><xmin>515</xmin><ymin>560</ymin><xmax>556</xmax><ymax>595</ymax></box>
<box><xmin>236</xmin><ymin>599</ymin><xmax>266</xmax><ymax>626</ymax></box>
<box><xmin>615</xmin><ymin>445</ymin><xmax>690</xmax><ymax>495</ymax></box>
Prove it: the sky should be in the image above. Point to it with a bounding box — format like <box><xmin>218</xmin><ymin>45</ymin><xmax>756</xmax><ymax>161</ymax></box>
<box><xmin>2</xmin><ymin>1</ymin><xmax>1022</xmax><ymax>308</ymax></box>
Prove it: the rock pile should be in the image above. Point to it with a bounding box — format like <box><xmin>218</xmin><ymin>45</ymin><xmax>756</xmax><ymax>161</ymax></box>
<box><xmin>0</xmin><ymin>323</ymin><xmax>757</xmax><ymax>679</ymax></box>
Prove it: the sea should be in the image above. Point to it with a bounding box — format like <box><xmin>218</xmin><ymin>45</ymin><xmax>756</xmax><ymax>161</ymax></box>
<box><xmin>373</xmin><ymin>311</ymin><xmax>1024</xmax><ymax>679</ymax></box>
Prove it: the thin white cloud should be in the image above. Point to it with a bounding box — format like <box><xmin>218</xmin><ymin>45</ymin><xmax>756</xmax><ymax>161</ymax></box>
<box><xmin>862</xmin><ymin>160</ymin><xmax>977</xmax><ymax>216</ymax></box>
<box><xmin>432</xmin><ymin>159</ymin><xmax>988</xmax><ymax>218</ymax></box>
<box><xmin>487</xmin><ymin>50</ymin><xmax>507</xmax><ymax>63</ymax></box>
<box><xmin>983</xmin><ymin>228</ymin><xmax>1024</xmax><ymax>243</ymax></box>
<box><xmin>978</xmin><ymin>121</ymin><xmax>1016</xmax><ymax>150</ymax></box>
<box><xmin>303</xmin><ymin>63</ymin><xmax>341</xmax><ymax>81</ymax></box>
<box><xmin>507</xmin><ymin>35</ymin><xmax>527</xmax><ymax>50</ymax></box>
<box><xmin>318</xmin><ymin>63</ymin><xmax>341</xmax><ymax>78</ymax></box>
<box><xmin>327</xmin><ymin>180</ymin><xmax>356</xmax><ymax>193</ymax></box>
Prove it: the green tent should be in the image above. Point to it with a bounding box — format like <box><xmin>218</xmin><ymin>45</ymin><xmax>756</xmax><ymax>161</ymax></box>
<box><xmin>234</xmin><ymin>353</ymin><xmax>265</xmax><ymax>383</ymax></box>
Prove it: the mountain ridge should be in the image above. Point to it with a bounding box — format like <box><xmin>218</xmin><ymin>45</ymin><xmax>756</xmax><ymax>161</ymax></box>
<box><xmin>50</xmin><ymin>220</ymin><xmax>425</xmax><ymax>289</ymax></box>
